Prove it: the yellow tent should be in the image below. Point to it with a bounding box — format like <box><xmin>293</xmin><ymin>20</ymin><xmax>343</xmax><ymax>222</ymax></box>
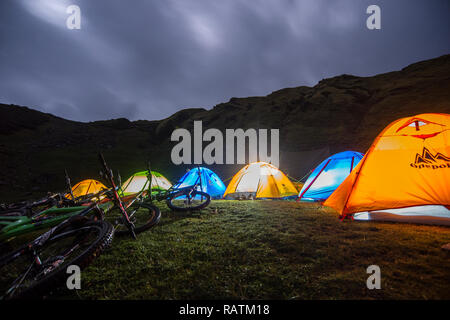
<box><xmin>223</xmin><ymin>162</ymin><xmax>298</xmax><ymax>199</ymax></box>
<box><xmin>68</xmin><ymin>179</ymin><xmax>107</xmax><ymax>199</ymax></box>
<box><xmin>324</xmin><ymin>113</ymin><xmax>450</xmax><ymax>224</ymax></box>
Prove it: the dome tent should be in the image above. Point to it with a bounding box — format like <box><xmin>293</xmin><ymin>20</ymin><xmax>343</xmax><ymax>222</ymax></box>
<box><xmin>173</xmin><ymin>167</ymin><xmax>226</xmax><ymax>199</ymax></box>
<box><xmin>324</xmin><ymin>113</ymin><xmax>450</xmax><ymax>225</ymax></box>
<box><xmin>223</xmin><ymin>162</ymin><xmax>298</xmax><ymax>199</ymax></box>
<box><xmin>68</xmin><ymin>179</ymin><xmax>107</xmax><ymax>199</ymax></box>
<box><xmin>298</xmin><ymin>151</ymin><xmax>364</xmax><ymax>202</ymax></box>
<box><xmin>121</xmin><ymin>171</ymin><xmax>172</xmax><ymax>196</ymax></box>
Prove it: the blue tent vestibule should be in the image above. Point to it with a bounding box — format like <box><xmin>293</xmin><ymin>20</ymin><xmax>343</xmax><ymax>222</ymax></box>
<box><xmin>298</xmin><ymin>151</ymin><xmax>364</xmax><ymax>202</ymax></box>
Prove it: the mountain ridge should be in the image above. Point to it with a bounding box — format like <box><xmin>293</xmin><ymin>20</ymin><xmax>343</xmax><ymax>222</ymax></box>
<box><xmin>1</xmin><ymin>54</ymin><xmax>449</xmax><ymax>201</ymax></box>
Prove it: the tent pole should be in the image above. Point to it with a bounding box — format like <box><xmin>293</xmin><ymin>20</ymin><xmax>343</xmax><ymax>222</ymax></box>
<box><xmin>198</xmin><ymin>166</ymin><xmax>203</xmax><ymax>201</ymax></box>
<box><xmin>147</xmin><ymin>161</ymin><xmax>153</xmax><ymax>195</ymax></box>
<box><xmin>297</xmin><ymin>159</ymin><xmax>331</xmax><ymax>202</ymax></box>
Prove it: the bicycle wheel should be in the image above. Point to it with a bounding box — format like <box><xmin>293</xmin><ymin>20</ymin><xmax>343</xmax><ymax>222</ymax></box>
<box><xmin>0</xmin><ymin>219</ymin><xmax>114</xmax><ymax>300</ymax></box>
<box><xmin>104</xmin><ymin>202</ymin><xmax>161</xmax><ymax>236</ymax></box>
<box><xmin>166</xmin><ymin>190</ymin><xmax>211</xmax><ymax>211</ymax></box>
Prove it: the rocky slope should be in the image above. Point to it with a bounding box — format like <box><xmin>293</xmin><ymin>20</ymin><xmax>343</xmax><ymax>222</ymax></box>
<box><xmin>1</xmin><ymin>54</ymin><xmax>449</xmax><ymax>201</ymax></box>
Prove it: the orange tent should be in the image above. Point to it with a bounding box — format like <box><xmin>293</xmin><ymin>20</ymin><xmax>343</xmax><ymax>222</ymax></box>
<box><xmin>67</xmin><ymin>179</ymin><xmax>107</xmax><ymax>199</ymax></box>
<box><xmin>324</xmin><ymin>113</ymin><xmax>450</xmax><ymax>223</ymax></box>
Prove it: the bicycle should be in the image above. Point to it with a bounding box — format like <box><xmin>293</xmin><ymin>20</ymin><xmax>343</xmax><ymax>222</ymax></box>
<box><xmin>0</xmin><ymin>200</ymin><xmax>114</xmax><ymax>299</ymax></box>
<box><xmin>1</xmin><ymin>155</ymin><xmax>161</xmax><ymax>242</ymax></box>
<box><xmin>0</xmin><ymin>166</ymin><xmax>120</xmax><ymax>244</ymax></box>
<box><xmin>145</xmin><ymin>164</ymin><xmax>211</xmax><ymax>211</ymax></box>
<box><xmin>102</xmin><ymin>161</ymin><xmax>210</xmax><ymax>234</ymax></box>
<box><xmin>0</xmin><ymin>190</ymin><xmax>111</xmax><ymax>241</ymax></box>
<box><xmin>0</xmin><ymin>155</ymin><xmax>157</xmax><ymax>299</ymax></box>
<box><xmin>97</xmin><ymin>154</ymin><xmax>161</xmax><ymax>238</ymax></box>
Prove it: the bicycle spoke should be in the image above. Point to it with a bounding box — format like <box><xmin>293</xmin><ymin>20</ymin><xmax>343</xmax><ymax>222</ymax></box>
<box><xmin>0</xmin><ymin>221</ymin><xmax>111</xmax><ymax>299</ymax></box>
<box><xmin>168</xmin><ymin>190</ymin><xmax>210</xmax><ymax>211</ymax></box>
<box><xmin>3</xmin><ymin>260</ymin><xmax>35</xmax><ymax>299</ymax></box>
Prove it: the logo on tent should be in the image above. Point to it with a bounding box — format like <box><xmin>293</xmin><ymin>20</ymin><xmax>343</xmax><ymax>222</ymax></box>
<box><xmin>410</xmin><ymin>147</ymin><xmax>450</xmax><ymax>169</ymax></box>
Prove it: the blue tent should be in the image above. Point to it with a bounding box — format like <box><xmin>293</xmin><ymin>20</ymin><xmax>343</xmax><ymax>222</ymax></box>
<box><xmin>173</xmin><ymin>167</ymin><xmax>226</xmax><ymax>199</ymax></box>
<box><xmin>298</xmin><ymin>151</ymin><xmax>364</xmax><ymax>202</ymax></box>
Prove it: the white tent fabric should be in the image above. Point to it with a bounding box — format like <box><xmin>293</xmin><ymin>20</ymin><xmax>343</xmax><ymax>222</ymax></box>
<box><xmin>353</xmin><ymin>205</ymin><xmax>450</xmax><ymax>226</ymax></box>
<box><xmin>122</xmin><ymin>173</ymin><xmax>172</xmax><ymax>194</ymax></box>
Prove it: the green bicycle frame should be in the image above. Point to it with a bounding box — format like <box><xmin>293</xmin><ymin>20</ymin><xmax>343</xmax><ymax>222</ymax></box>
<box><xmin>0</xmin><ymin>202</ymin><xmax>113</xmax><ymax>242</ymax></box>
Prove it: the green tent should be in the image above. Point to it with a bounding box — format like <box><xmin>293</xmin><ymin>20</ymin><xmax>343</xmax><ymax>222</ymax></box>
<box><xmin>121</xmin><ymin>171</ymin><xmax>172</xmax><ymax>196</ymax></box>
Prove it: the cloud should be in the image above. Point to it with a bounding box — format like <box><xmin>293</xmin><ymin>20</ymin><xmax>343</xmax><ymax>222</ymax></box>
<box><xmin>0</xmin><ymin>0</ymin><xmax>449</xmax><ymax>122</ymax></box>
<box><xmin>18</xmin><ymin>0</ymin><xmax>71</xmax><ymax>28</ymax></box>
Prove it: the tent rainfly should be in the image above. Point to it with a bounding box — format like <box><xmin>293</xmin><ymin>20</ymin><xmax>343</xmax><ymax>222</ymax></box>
<box><xmin>173</xmin><ymin>167</ymin><xmax>226</xmax><ymax>199</ymax></box>
<box><xmin>121</xmin><ymin>171</ymin><xmax>172</xmax><ymax>196</ymax></box>
<box><xmin>298</xmin><ymin>151</ymin><xmax>364</xmax><ymax>202</ymax></box>
<box><xmin>223</xmin><ymin>162</ymin><xmax>298</xmax><ymax>199</ymax></box>
<box><xmin>324</xmin><ymin>113</ymin><xmax>450</xmax><ymax>226</ymax></box>
<box><xmin>68</xmin><ymin>179</ymin><xmax>107</xmax><ymax>199</ymax></box>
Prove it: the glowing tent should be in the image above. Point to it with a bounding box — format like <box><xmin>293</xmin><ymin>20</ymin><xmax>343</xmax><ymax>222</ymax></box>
<box><xmin>68</xmin><ymin>179</ymin><xmax>107</xmax><ymax>198</ymax></box>
<box><xmin>324</xmin><ymin>113</ymin><xmax>450</xmax><ymax>225</ymax></box>
<box><xmin>173</xmin><ymin>167</ymin><xmax>226</xmax><ymax>199</ymax></box>
<box><xmin>223</xmin><ymin>162</ymin><xmax>298</xmax><ymax>199</ymax></box>
<box><xmin>121</xmin><ymin>171</ymin><xmax>172</xmax><ymax>196</ymax></box>
<box><xmin>298</xmin><ymin>151</ymin><xmax>363</xmax><ymax>201</ymax></box>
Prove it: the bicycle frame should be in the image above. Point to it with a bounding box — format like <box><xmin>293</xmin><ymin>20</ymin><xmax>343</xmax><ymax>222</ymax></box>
<box><xmin>115</xmin><ymin>163</ymin><xmax>168</xmax><ymax>204</ymax></box>
<box><xmin>0</xmin><ymin>156</ymin><xmax>140</xmax><ymax>243</ymax></box>
<box><xmin>150</xmin><ymin>185</ymin><xmax>198</xmax><ymax>201</ymax></box>
<box><xmin>0</xmin><ymin>202</ymin><xmax>113</xmax><ymax>242</ymax></box>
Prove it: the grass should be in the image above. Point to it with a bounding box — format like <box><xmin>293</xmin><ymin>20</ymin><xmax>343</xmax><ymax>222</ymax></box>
<box><xmin>51</xmin><ymin>201</ymin><xmax>450</xmax><ymax>300</ymax></box>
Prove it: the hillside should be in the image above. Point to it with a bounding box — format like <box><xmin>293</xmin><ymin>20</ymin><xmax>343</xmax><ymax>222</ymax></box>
<box><xmin>1</xmin><ymin>54</ymin><xmax>449</xmax><ymax>202</ymax></box>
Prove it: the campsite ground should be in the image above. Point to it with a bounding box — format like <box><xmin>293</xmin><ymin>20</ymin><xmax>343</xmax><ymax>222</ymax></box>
<box><xmin>54</xmin><ymin>201</ymin><xmax>450</xmax><ymax>300</ymax></box>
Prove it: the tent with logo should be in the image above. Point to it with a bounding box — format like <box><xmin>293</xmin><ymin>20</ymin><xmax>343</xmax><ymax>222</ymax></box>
<box><xmin>121</xmin><ymin>171</ymin><xmax>172</xmax><ymax>196</ymax></box>
<box><xmin>324</xmin><ymin>113</ymin><xmax>450</xmax><ymax>225</ymax></box>
<box><xmin>223</xmin><ymin>162</ymin><xmax>298</xmax><ymax>199</ymax></box>
<box><xmin>298</xmin><ymin>151</ymin><xmax>364</xmax><ymax>202</ymax></box>
<box><xmin>173</xmin><ymin>167</ymin><xmax>226</xmax><ymax>199</ymax></box>
<box><xmin>68</xmin><ymin>179</ymin><xmax>107</xmax><ymax>199</ymax></box>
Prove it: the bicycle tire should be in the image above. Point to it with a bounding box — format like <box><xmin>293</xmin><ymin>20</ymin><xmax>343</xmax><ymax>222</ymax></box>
<box><xmin>0</xmin><ymin>219</ymin><xmax>114</xmax><ymax>300</ymax></box>
<box><xmin>106</xmin><ymin>202</ymin><xmax>161</xmax><ymax>236</ymax></box>
<box><xmin>166</xmin><ymin>190</ymin><xmax>211</xmax><ymax>211</ymax></box>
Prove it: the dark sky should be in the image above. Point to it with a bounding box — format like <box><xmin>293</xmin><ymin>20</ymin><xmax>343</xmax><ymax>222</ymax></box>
<box><xmin>0</xmin><ymin>0</ymin><xmax>449</xmax><ymax>122</ymax></box>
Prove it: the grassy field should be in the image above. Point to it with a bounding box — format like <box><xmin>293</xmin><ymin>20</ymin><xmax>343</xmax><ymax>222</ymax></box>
<box><xmin>50</xmin><ymin>200</ymin><xmax>450</xmax><ymax>300</ymax></box>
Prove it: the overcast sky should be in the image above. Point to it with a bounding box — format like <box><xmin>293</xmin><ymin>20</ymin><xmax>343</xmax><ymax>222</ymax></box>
<box><xmin>0</xmin><ymin>0</ymin><xmax>448</xmax><ymax>122</ymax></box>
